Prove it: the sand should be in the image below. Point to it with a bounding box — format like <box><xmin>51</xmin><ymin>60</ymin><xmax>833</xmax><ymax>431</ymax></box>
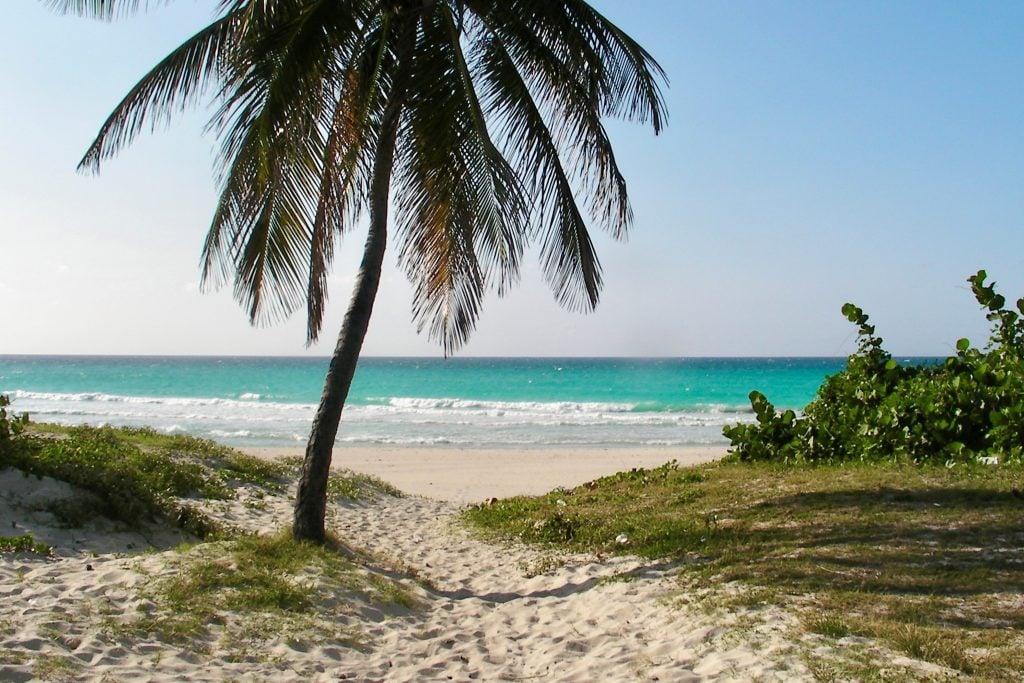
<box><xmin>1</xmin><ymin>445</ymin><xmax>819</xmax><ymax>681</ymax></box>
<box><xmin>249</xmin><ymin>445</ymin><xmax>728</xmax><ymax>504</ymax></box>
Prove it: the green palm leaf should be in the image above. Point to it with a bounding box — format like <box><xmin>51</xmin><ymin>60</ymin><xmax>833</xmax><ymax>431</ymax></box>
<box><xmin>202</xmin><ymin>0</ymin><xmax>380</xmax><ymax>329</ymax></box>
<box><xmin>77</xmin><ymin>10</ymin><xmax>239</xmax><ymax>172</ymax></box>
<box><xmin>393</xmin><ymin>3</ymin><xmax>528</xmax><ymax>352</ymax></box>
<box><xmin>470</xmin><ymin>19</ymin><xmax>602</xmax><ymax>311</ymax></box>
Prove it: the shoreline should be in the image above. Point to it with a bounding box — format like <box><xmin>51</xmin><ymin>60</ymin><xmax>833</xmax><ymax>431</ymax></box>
<box><xmin>245</xmin><ymin>445</ymin><xmax>728</xmax><ymax>504</ymax></box>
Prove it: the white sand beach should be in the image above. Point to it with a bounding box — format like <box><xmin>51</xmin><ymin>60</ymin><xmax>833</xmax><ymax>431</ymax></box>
<box><xmin>249</xmin><ymin>445</ymin><xmax>728</xmax><ymax>504</ymax></box>
<box><xmin>1</xmin><ymin>445</ymin><xmax>823</xmax><ymax>681</ymax></box>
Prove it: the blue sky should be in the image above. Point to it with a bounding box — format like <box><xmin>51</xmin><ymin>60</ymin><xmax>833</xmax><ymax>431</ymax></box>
<box><xmin>2</xmin><ymin>0</ymin><xmax>1022</xmax><ymax>357</ymax></box>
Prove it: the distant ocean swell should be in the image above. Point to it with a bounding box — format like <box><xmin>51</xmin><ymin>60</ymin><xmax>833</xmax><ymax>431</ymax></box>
<box><xmin>4</xmin><ymin>389</ymin><xmax>752</xmax><ymax>448</ymax></box>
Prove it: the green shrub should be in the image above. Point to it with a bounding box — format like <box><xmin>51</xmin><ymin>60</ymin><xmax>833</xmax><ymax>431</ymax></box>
<box><xmin>0</xmin><ymin>395</ymin><xmax>29</xmax><ymax>459</ymax></box>
<box><xmin>724</xmin><ymin>270</ymin><xmax>1024</xmax><ymax>465</ymax></box>
<box><xmin>0</xmin><ymin>534</ymin><xmax>51</xmax><ymax>555</ymax></box>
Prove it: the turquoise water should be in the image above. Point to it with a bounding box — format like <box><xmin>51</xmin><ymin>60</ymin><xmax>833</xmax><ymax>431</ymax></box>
<box><xmin>0</xmin><ymin>355</ymin><xmax>908</xmax><ymax>448</ymax></box>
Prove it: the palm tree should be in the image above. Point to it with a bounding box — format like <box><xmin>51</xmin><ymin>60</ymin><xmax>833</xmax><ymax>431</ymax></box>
<box><xmin>51</xmin><ymin>0</ymin><xmax>667</xmax><ymax>542</ymax></box>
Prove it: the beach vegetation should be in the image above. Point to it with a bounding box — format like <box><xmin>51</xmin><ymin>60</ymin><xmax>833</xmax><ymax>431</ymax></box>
<box><xmin>52</xmin><ymin>0</ymin><xmax>667</xmax><ymax>543</ymax></box>
<box><xmin>19</xmin><ymin>422</ymin><xmax>67</xmax><ymax>436</ymax></box>
<box><xmin>464</xmin><ymin>459</ymin><xmax>1024</xmax><ymax>678</ymax></box>
<box><xmin>516</xmin><ymin>554</ymin><xmax>566</xmax><ymax>578</ymax></box>
<box><xmin>31</xmin><ymin>653</ymin><xmax>79</xmax><ymax>682</ymax></box>
<box><xmin>116</xmin><ymin>530</ymin><xmax>413</xmax><ymax>657</ymax></box>
<box><xmin>0</xmin><ymin>394</ymin><xmax>29</xmax><ymax>456</ymax></box>
<box><xmin>43</xmin><ymin>492</ymin><xmax>106</xmax><ymax>529</ymax></box>
<box><xmin>4</xmin><ymin>421</ymin><xmax>399</xmax><ymax>543</ymax></box>
<box><xmin>3</xmin><ymin>425</ymin><xmax>232</xmax><ymax>532</ymax></box>
<box><xmin>802</xmin><ymin>648</ymin><xmax>925</xmax><ymax>683</ymax></box>
<box><xmin>0</xmin><ymin>533</ymin><xmax>52</xmax><ymax>555</ymax></box>
<box><xmin>724</xmin><ymin>270</ymin><xmax>1024</xmax><ymax>466</ymax></box>
<box><xmin>328</xmin><ymin>468</ymin><xmax>403</xmax><ymax>501</ymax></box>
<box><xmin>806</xmin><ymin>615</ymin><xmax>851</xmax><ymax>640</ymax></box>
<box><xmin>3</xmin><ymin>424</ymin><xmax>280</xmax><ymax>538</ymax></box>
<box><xmin>97</xmin><ymin>426</ymin><xmax>295</xmax><ymax>490</ymax></box>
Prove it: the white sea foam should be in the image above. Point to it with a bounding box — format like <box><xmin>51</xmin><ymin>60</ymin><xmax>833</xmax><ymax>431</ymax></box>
<box><xmin>4</xmin><ymin>388</ymin><xmax>743</xmax><ymax>448</ymax></box>
<box><xmin>6</xmin><ymin>390</ymin><xmax>313</xmax><ymax>411</ymax></box>
<box><xmin>211</xmin><ymin>429</ymin><xmax>254</xmax><ymax>438</ymax></box>
<box><xmin>386</xmin><ymin>397</ymin><xmax>638</xmax><ymax>413</ymax></box>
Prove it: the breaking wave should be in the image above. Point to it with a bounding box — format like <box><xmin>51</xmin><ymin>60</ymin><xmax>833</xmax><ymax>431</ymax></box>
<box><xmin>3</xmin><ymin>388</ymin><xmax>746</xmax><ymax>448</ymax></box>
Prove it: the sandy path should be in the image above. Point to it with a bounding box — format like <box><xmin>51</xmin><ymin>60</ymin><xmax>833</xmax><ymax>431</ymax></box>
<box><xmin>325</xmin><ymin>493</ymin><xmax>805</xmax><ymax>682</ymax></box>
<box><xmin>1</xmin><ymin>446</ymin><xmax>813</xmax><ymax>681</ymax></box>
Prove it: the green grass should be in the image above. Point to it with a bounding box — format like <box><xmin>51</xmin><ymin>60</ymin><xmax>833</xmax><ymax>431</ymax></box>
<box><xmin>4</xmin><ymin>422</ymin><xmax>406</xmax><ymax>543</ymax></box>
<box><xmin>807</xmin><ymin>615</ymin><xmax>852</xmax><ymax>639</ymax></box>
<box><xmin>464</xmin><ymin>458</ymin><xmax>1024</xmax><ymax>680</ymax></box>
<box><xmin>7</xmin><ymin>425</ymin><xmax>232</xmax><ymax>525</ymax></box>
<box><xmin>4</xmin><ymin>419</ymin><xmax>423</xmax><ymax>664</ymax></box>
<box><xmin>31</xmin><ymin>654</ymin><xmax>78</xmax><ymax>682</ymax></box>
<box><xmin>0</xmin><ymin>534</ymin><xmax>52</xmax><ymax>555</ymax></box>
<box><xmin>116</xmin><ymin>530</ymin><xmax>416</xmax><ymax>658</ymax></box>
<box><xmin>328</xmin><ymin>468</ymin><xmax>403</xmax><ymax>501</ymax></box>
<box><xmin>124</xmin><ymin>429</ymin><xmax>296</xmax><ymax>490</ymax></box>
<box><xmin>3</xmin><ymin>424</ymin><xmax>303</xmax><ymax>537</ymax></box>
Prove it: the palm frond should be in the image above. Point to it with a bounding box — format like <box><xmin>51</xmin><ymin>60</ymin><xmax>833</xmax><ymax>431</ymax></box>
<box><xmin>471</xmin><ymin>6</ymin><xmax>615</xmax><ymax>237</ymax></box>
<box><xmin>201</xmin><ymin>0</ymin><xmax>366</xmax><ymax>326</ymax></box>
<box><xmin>567</xmin><ymin>0</ymin><xmax>668</xmax><ymax>130</ymax></box>
<box><xmin>44</xmin><ymin>0</ymin><xmax>171</xmax><ymax>21</ymax></box>
<box><xmin>78</xmin><ymin>9</ymin><xmax>239</xmax><ymax>172</ymax></box>
<box><xmin>200</xmin><ymin>118</ymin><xmax>321</xmax><ymax>325</ymax></box>
<box><xmin>306</xmin><ymin>14</ymin><xmax>394</xmax><ymax>342</ymax></box>
<box><xmin>230</xmin><ymin>149</ymin><xmax>319</xmax><ymax>326</ymax></box>
<box><xmin>441</xmin><ymin>6</ymin><xmax>529</xmax><ymax>295</ymax></box>
<box><xmin>470</xmin><ymin>16</ymin><xmax>604</xmax><ymax>311</ymax></box>
<box><xmin>73</xmin><ymin>0</ymin><xmax>667</xmax><ymax>355</ymax></box>
<box><xmin>393</xmin><ymin>3</ymin><xmax>527</xmax><ymax>352</ymax></box>
<box><xmin>305</xmin><ymin>91</ymin><xmax>366</xmax><ymax>343</ymax></box>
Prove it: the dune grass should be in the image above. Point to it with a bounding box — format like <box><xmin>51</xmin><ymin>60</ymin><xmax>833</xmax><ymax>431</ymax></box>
<box><xmin>4</xmin><ymin>424</ymin><xmax>399</xmax><ymax>538</ymax></box>
<box><xmin>464</xmin><ymin>458</ymin><xmax>1024</xmax><ymax>680</ymax></box>
<box><xmin>4</xmin><ymin>424</ymin><xmax>285</xmax><ymax>537</ymax></box>
<box><xmin>114</xmin><ymin>530</ymin><xmax>417</xmax><ymax>659</ymax></box>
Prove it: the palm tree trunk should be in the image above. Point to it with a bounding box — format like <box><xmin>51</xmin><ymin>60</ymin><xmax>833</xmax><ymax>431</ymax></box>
<box><xmin>291</xmin><ymin>207</ymin><xmax>388</xmax><ymax>542</ymax></box>
<box><xmin>293</xmin><ymin>16</ymin><xmax>418</xmax><ymax>543</ymax></box>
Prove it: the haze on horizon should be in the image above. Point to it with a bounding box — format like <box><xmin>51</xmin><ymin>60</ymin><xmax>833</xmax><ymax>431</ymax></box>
<box><xmin>2</xmin><ymin>1</ymin><xmax>1022</xmax><ymax>358</ymax></box>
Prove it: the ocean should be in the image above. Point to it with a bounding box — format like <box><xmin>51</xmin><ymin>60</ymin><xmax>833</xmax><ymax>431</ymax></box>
<box><xmin>0</xmin><ymin>355</ymin><xmax>866</xmax><ymax>449</ymax></box>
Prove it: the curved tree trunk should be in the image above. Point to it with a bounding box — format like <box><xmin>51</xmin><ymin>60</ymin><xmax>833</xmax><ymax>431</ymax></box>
<box><xmin>293</xmin><ymin>16</ymin><xmax>418</xmax><ymax>543</ymax></box>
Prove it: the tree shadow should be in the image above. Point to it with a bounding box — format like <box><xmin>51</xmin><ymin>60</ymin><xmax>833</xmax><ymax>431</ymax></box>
<box><xmin>430</xmin><ymin>559</ymin><xmax>685</xmax><ymax>605</ymax></box>
<box><xmin>702</xmin><ymin>484</ymin><xmax>1024</xmax><ymax>609</ymax></box>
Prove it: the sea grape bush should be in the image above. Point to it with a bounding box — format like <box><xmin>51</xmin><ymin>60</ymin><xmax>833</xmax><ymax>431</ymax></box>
<box><xmin>724</xmin><ymin>271</ymin><xmax>1024</xmax><ymax>465</ymax></box>
<box><xmin>0</xmin><ymin>394</ymin><xmax>29</xmax><ymax>459</ymax></box>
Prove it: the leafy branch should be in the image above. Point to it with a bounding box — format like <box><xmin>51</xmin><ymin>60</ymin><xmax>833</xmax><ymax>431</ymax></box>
<box><xmin>725</xmin><ymin>270</ymin><xmax>1024</xmax><ymax>466</ymax></box>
